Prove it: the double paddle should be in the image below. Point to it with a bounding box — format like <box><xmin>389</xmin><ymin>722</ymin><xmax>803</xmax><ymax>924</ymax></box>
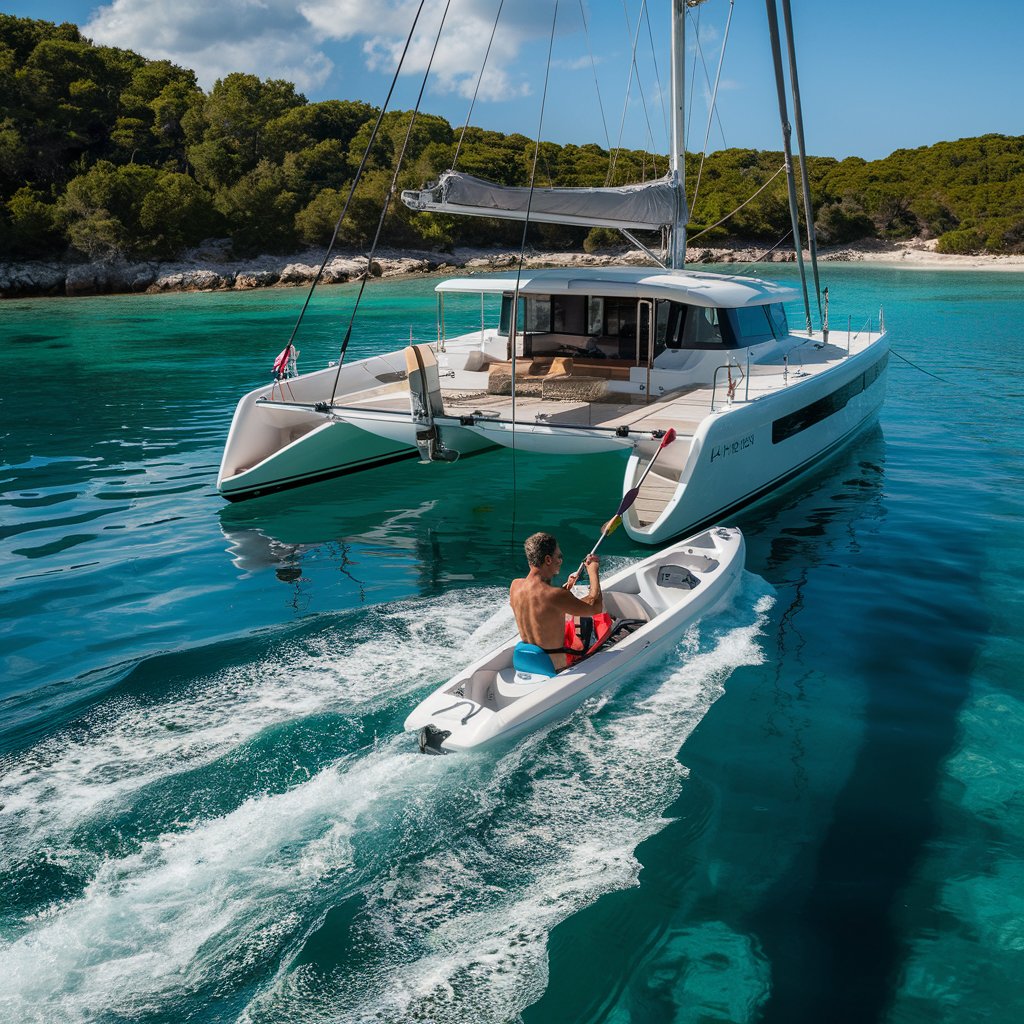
<box><xmin>570</xmin><ymin>428</ymin><xmax>677</xmax><ymax>584</ymax></box>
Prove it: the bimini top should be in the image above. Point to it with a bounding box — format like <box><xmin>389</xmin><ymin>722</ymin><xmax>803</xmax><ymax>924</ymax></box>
<box><xmin>434</xmin><ymin>266</ymin><xmax>800</xmax><ymax>309</ymax></box>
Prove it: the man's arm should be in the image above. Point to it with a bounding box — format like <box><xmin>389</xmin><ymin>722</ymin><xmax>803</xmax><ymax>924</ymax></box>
<box><xmin>555</xmin><ymin>556</ymin><xmax>602</xmax><ymax>615</ymax></box>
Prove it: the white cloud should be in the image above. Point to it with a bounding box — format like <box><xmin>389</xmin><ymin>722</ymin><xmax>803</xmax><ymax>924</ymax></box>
<box><xmin>553</xmin><ymin>55</ymin><xmax>600</xmax><ymax>72</ymax></box>
<box><xmin>304</xmin><ymin>0</ymin><xmax>559</xmax><ymax>100</ymax></box>
<box><xmin>85</xmin><ymin>0</ymin><xmax>569</xmax><ymax>102</ymax></box>
<box><xmin>85</xmin><ymin>0</ymin><xmax>335</xmax><ymax>92</ymax></box>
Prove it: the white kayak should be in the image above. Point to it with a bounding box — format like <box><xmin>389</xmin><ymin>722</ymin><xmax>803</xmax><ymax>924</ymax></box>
<box><xmin>405</xmin><ymin>526</ymin><xmax>745</xmax><ymax>754</ymax></box>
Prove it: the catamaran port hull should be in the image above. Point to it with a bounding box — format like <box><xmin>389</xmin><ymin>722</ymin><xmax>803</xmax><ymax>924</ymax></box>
<box><xmin>219</xmin><ymin>360</ymin><xmax>420</xmax><ymax>500</ymax></box>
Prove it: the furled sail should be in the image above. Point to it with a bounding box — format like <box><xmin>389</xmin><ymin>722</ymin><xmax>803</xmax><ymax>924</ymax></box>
<box><xmin>401</xmin><ymin>170</ymin><xmax>684</xmax><ymax>231</ymax></box>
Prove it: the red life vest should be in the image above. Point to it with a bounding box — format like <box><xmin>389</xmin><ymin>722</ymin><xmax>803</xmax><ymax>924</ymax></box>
<box><xmin>563</xmin><ymin>613</ymin><xmax>614</xmax><ymax>666</ymax></box>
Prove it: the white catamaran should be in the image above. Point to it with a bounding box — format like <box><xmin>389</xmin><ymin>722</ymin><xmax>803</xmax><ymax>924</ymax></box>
<box><xmin>218</xmin><ymin>0</ymin><xmax>889</xmax><ymax>545</ymax></box>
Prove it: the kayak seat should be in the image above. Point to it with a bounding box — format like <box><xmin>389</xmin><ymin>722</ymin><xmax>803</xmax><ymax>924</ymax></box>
<box><xmin>602</xmin><ymin>591</ymin><xmax>653</xmax><ymax>622</ymax></box>
<box><xmin>512</xmin><ymin>642</ymin><xmax>558</xmax><ymax>677</ymax></box>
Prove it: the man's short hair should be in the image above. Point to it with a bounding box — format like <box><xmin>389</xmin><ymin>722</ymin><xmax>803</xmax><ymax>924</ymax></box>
<box><xmin>524</xmin><ymin>532</ymin><xmax>558</xmax><ymax>568</ymax></box>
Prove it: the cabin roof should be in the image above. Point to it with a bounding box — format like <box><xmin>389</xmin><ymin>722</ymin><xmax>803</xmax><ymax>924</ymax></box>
<box><xmin>434</xmin><ymin>266</ymin><xmax>800</xmax><ymax>308</ymax></box>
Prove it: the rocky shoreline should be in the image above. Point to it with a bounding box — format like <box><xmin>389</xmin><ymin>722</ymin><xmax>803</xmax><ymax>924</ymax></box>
<box><xmin>3</xmin><ymin>237</ymin><xmax>1022</xmax><ymax>300</ymax></box>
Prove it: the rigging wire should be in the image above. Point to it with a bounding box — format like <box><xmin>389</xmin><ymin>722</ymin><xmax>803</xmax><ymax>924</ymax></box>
<box><xmin>642</xmin><ymin>1</ymin><xmax>670</xmax><ymax>153</ymax></box>
<box><xmin>509</xmin><ymin>0</ymin><xmax>560</xmax><ymax>550</ymax></box>
<box><xmin>578</xmin><ymin>0</ymin><xmax>613</xmax><ymax>158</ymax></box>
<box><xmin>452</xmin><ymin>0</ymin><xmax>506</xmax><ymax>170</ymax></box>
<box><xmin>690</xmin><ymin>0</ymin><xmax>734</xmax><ymax>220</ymax></box>
<box><xmin>629</xmin><ymin>1</ymin><xmax>663</xmax><ymax>178</ymax></box>
<box><xmin>607</xmin><ymin>1</ymin><xmax>643</xmax><ymax>185</ymax></box>
<box><xmin>686</xmin><ymin>162</ymin><xmax>787</xmax><ymax>244</ymax></box>
<box><xmin>684</xmin><ymin>3</ymin><xmax>700</xmax><ymax>152</ymax></box>
<box><xmin>330</xmin><ymin>0</ymin><xmax>454</xmax><ymax>402</ymax></box>
<box><xmin>687</xmin><ymin>8</ymin><xmax>729</xmax><ymax>164</ymax></box>
<box><xmin>279</xmin><ymin>0</ymin><xmax>427</xmax><ymax>360</ymax></box>
<box><xmin>742</xmin><ymin>229</ymin><xmax>793</xmax><ymax>264</ymax></box>
<box><xmin>608</xmin><ymin>1</ymin><xmax>661</xmax><ymax>184</ymax></box>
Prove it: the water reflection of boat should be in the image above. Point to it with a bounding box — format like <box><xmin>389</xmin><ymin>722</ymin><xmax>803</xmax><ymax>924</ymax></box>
<box><xmin>217</xmin><ymin>1</ymin><xmax>889</xmax><ymax>546</ymax></box>
<box><xmin>218</xmin><ymin>455</ymin><xmax>531</xmax><ymax>599</ymax></box>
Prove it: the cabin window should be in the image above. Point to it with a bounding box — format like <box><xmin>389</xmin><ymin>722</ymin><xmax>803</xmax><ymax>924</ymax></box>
<box><xmin>723</xmin><ymin>303</ymin><xmax>789</xmax><ymax>345</ymax></box>
<box><xmin>604</xmin><ymin>298</ymin><xmax>637</xmax><ymax>342</ymax></box>
<box><xmin>552</xmin><ymin>296</ymin><xmax>588</xmax><ymax>334</ymax></box>
<box><xmin>498</xmin><ymin>295</ymin><xmax>523</xmax><ymax>336</ymax></box>
<box><xmin>526</xmin><ymin>297</ymin><xmax>551</xmax><ymax>333</ymax></box>
<box><xmin>682</xmin><ymin>305</ymin><xmax>727</xmax><ymax>348</ymax></box>
<box><xmin>767</xmin><ymin>302</ymin><xmax>789</xmax><ymax>338</ymax></box>
<box><xmin>772</xmin><ymin>354</ymin><xmax>888</xmax><ymax>443</ymax></box>
<box><xmin>499</xmin><ymin>295</ymin><xmax>552</xmax><ymax>335</ymax></box>
<box><xmin>587</xmin><ymin>297</ymin><xmax>604</xmax><ymax>335</ymax></box>
<box><xmin>655</xmin><ymin>300</ymin><xmax>686</xmax><ymax>352</ymax></box>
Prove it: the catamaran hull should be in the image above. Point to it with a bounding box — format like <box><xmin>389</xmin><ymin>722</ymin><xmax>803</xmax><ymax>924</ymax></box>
<box><xmin>219</xmin><ymin>420</ymin><xmax>416</xmax><ymax>501</ymax></box>
<box><xmin>218</xmin><ymin>359</ymin><xmax>422</xmax><ymax>500</ymax></box>
<box><xmin>404</xmin><ymin>527</ymin><xmax>745</xmax><ymax>753</ymax></box>
<box><xmin>624</xmin><ymin>340</ymin><xmax>890</xmax><ymax>544</ymax></box>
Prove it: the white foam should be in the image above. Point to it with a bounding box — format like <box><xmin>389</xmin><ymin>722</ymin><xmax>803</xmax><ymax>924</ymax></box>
<box><xmin>0</xmin><ymin>577</ymin><xmax>773</xmax><ymax>1024</ymax></box>
<box><xmin>0</xmin><ymin>588</ymin><xmax>513</xmax><ymax>864</ymax></box>
<box><xmin>240</xmin><ymin>578</ymin><xmax>775</xmax><ymax>1024</ymax></box>
<box><xmin>0</xmin><ymin>740</ymin><xmax>447</xmax><ymax>1021</ymax></box>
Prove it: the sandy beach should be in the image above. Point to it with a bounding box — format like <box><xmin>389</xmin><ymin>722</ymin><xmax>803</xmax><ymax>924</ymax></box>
<box><xmin>2</xmin><ymin>236</ymin><xmax>1022</xmax><ymax>300</ymax></box>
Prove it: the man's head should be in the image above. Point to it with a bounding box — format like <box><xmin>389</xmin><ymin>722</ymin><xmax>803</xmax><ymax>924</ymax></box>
<box><xmin>524</xmin><ymin>532</ymin><xmax>561</xmax><ymax>572</ymax></box>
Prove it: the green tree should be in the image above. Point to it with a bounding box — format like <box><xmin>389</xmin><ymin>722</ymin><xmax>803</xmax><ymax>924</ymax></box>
<box><xmin>5</xmin><ymin>186</ymin><xmax>63</xmax><ymax>255</ymax></box>
<box><xmin>138</xmin><ymin>171</ymin><xmax>218</xmax><ymax>255</ymax></box>
<box><xmin>59</xmin><ymin>159</ymin><xmax>157</xmax><ymax>257</ymax></box>
<box><xmin>185</xmin><ymin>73</ymin><xmax>306</xmax><ymax>189</ymax></box>
<box><xmin>214</xmin><ymin>159</ymin><xmax>297</xmax><ymax>253</ymax></box>
<box><xmin>295</xmin><ymin>187</ymin><xmax>346</xmax><ymax>246</ymax></box>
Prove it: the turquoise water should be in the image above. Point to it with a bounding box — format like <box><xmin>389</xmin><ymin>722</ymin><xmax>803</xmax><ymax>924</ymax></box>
<box><xmin>1</xmin><ymin>266</ymin><xmax>1021</xmax><ymax>1023</ymax></box>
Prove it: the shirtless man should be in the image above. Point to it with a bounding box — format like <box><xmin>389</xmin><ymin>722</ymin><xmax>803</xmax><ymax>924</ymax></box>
<box><xmin>509</xmin><ymin>532</ymin><xmax>603</xmax><ymax>673</ymax></box>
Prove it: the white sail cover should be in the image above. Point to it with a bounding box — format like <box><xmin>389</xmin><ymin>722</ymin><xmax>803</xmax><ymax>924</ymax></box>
<box><xmin>402</xmin><ymin>170</ymin><xmax>683</xmax><ymax>231</ymax></box>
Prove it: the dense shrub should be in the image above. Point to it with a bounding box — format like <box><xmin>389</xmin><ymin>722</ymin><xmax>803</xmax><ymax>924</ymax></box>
<box><xmin>583</xmin><ymin>227</ymin><xmax>622</xmax><ymax>252</ymax></box>
<box><xmin>936</xmin><ymin>228</ymin><xmax>984</xmax><ymax>254</ymax></box>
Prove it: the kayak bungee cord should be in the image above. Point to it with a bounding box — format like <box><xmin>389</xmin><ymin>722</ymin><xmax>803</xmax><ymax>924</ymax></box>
<box><xmin>569</xmin><ymin>427</ymin><xmax>677</xmax><ymax>583</ymax></box>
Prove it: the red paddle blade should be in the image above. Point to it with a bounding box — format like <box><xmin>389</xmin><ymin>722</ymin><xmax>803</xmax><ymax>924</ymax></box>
<box><xmin>659</xmin><ymin>427</ymin><xmax>677</xmax><ymax>448</ymax></box>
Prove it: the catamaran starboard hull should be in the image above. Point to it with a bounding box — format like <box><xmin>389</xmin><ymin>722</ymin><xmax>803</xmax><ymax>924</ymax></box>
<box><xmin>622</xmin><ymin>341</ymin><xmax>890</xmax><ymax>543</ymax></box>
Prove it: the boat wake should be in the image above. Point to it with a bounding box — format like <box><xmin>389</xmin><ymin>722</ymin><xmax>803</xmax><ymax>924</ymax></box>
<box><xmin>0</xmin><ymin>590</ymin><xmax>512</xmax><ymax>907</ymax></box>
<box><xmin>0</xmin><ymin>577</ymin><xmax>773</xmax><ymax>1024</ymax></box>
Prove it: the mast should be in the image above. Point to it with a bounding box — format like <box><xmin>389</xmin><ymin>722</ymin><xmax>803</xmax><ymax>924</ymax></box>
<box><xmin>781</xmin><ymin>0</ymin><xmax>822</xmax><ymax>323</ymax></box>
<box><xmin>669</xmin><ymin>0</ymin><xmax>687</xmax><ymax>268</ymax></box>
<box><xmin>765</xmin><ymin>0</ymin><xmax>813</xmax><ymax>333</ymax></box>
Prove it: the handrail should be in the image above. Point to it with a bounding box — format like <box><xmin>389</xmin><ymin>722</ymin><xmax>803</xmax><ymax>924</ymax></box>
<box><xmin>849</xmin><ymin>314</ymin><xmax>875</xmax><ymax>352</ymax></box>
<box><xmin>710</xmin><ymin>361</ymin><xmax>744</xmax><ymax>412</ymax></box>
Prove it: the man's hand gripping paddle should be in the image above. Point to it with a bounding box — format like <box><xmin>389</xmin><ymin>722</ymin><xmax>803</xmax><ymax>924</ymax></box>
<box><xmin>568</xmin><ymin>428</ymin><xmax>677</xmax><ymax>586</ymax></box>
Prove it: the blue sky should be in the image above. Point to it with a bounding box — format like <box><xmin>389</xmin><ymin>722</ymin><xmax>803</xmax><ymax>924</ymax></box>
<box><xmin>7</xmin><ymin>1</ymin><xmax>1022</xmax><ymax>162</ymax></box>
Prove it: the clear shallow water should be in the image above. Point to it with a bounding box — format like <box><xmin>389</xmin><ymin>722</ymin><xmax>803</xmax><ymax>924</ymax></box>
<box><xmin>0</xmin><ymin>266</ymin><xmax>1021</xmax><ymax>1023</ymax></box>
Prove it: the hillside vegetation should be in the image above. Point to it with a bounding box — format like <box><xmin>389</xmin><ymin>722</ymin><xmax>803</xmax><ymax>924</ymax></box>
<box><xmin>2</xmin><ymin>14</ymin><xmax>1023</xmax><ymax>262</ymax></box>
